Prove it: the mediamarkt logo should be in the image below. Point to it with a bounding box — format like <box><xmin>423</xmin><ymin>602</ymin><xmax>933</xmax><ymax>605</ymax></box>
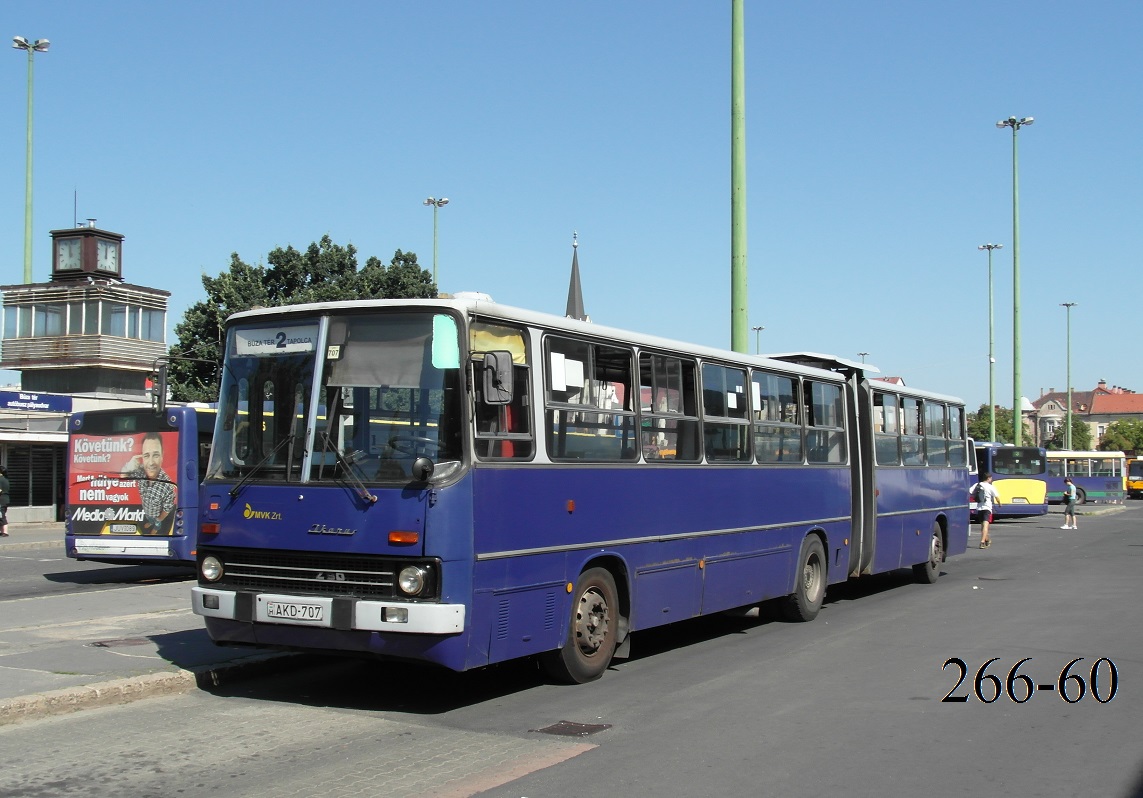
<box><xmin>243</xmin><ymin>503</ymin><xmax>282</xmax><ymax>521</ymax></box>
<box><xmin>71</xmin><ymin>506</ymin><xmax>145</xmax><ymax>522</ymax></box>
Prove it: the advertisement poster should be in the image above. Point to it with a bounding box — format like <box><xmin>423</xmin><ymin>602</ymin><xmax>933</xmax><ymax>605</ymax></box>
<box><xmin>68</xmin><ymin>430</ymin><xmax>180</xmax><ymax>536</ymax></box>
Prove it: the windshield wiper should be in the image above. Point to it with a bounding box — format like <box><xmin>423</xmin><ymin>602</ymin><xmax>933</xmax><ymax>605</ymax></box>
<box><xmin>228</xmin><ymin>434</ymin><xmax>295</xmax><ymax>498</ymax></box>
<box><xmin>317</xmin><ymin>426</ymin><xmax>377</xmax><ymax>504</ymax></box>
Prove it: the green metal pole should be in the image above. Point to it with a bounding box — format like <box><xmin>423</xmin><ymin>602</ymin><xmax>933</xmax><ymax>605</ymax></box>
<box><xmin>23</xmin><ymin>45</ymin><xmax>35</xmax><ymax>284</ymax></box>
<box><xmin>432</xmin><ymin>204</ymin><xmax>439</xmax><ymax>287</ymax></box>
<box><xmin>1062</xmin><ymin>302</ymin><xmax>1076</xmax><ymax>449</ymax></box>
<box><xmin>988</xmin><ymin>247</ymin><xmax>995</xmax><ymax>442</ymax></box>
<box><xmin>1011</xmin><ymin>123</ymin><xmax>1022</xmax><ymax>446</ymax></box>
<box><xmin>730</xmin><ymin>0</ymin><xmax>748</xmax><ymax>353</ymax></box>
<box><xmin>978</xmin><ymin>243</ymin><xmax>1001</xmax><ymax>442</ymax></box>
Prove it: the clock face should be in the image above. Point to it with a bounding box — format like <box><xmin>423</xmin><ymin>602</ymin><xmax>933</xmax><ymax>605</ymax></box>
<box><xmin>56</xmin><ymin>238</ymin><xmax>82</xmax><ymax>270</ymax></box>
<box><xmin>96</xmin><ymin>240</ymin><xmax>120</xmax><ymax>274</ymax></box>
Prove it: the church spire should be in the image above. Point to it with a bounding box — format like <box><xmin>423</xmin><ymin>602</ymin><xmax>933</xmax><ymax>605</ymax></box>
<box><xmin>565</xmin><ymin>231</ymin><xmax>588</xmax><ymax>322</ymax></box>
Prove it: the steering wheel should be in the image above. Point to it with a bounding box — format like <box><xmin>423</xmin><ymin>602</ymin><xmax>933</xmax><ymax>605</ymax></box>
<box><xmin>388</xmin><ymin>435</ymin><xmax>440</xmax><ymax>456</ymax></box>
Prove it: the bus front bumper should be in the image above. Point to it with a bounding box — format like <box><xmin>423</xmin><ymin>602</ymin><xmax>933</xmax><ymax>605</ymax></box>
<box><xmin>191</xmin><ymin>587</ymin><xmax>465</xmax><ymax>635</ymax></box>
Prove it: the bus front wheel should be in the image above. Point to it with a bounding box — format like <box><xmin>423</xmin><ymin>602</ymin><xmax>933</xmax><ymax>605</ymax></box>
<box><xmin>782</xmin><ymin>536</ymin><xmax>826</xmax><ymax>622</ymax></box>
<box><xmin>913</xmin><ymin>521</ymin><xmax>943</xmax><ymax>584</ymax></box>
<box><xmin>541</xmin><ymin>568</ymin><xmax>619</xmax><ymax>684</ymax></box>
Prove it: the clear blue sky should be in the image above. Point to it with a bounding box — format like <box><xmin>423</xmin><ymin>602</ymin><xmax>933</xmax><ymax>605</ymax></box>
<box><xmin>4</xmin><ymin>1</ymin><xmax>1140</xmax><ymax>411</ymax></box>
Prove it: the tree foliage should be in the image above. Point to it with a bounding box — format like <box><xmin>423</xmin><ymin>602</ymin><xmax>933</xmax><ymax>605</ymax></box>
<box><xmin>1098</xmin><ymin>419</ymin><xmax>1143</xmax><ymax>454</ymax></box>
<box><xmin>966</xmin><ymin>404</ymin><xmax>1030</xmax><ymax>444</ymax></box>
<box><xmin>1044</xmin><ymin>416</ymin><xmax>1093</xmax><ymax>451</ymax></box>
<box><xmin>167</xmin><ymin>237</ymin><xmax>435</xmax><ymax>402</ymax></box>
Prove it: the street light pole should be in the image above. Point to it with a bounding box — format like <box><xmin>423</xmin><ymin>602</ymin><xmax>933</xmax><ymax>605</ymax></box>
<box><xmin>858</xmin><ymin>352</ymin><xmax>869</xmax><ymax>364</ymax></box>
<box><xmin>978</xmin><ymin>243</ymin><xmax>1003</xmax><ymax>442</ymax></box>
<box><xmin>996</xmin><ymin>115</ymin><xmax>1033</xmax><ymax>445</ymax></box>
<box><xmin>751</xmin><ymin>325</ymin><xmax>763</xmax><ymax>354</ymax></box>
<box><xmin>1061</xmin><ymin>302</ymin><xmax>1077</xmax><ymax>450</ymax></box>
<box><xmin>423</xmin><ymin>196</ymin><xmax>449</xmax><ymax>289</ymax></box>
<box><xmin>13</xmin><ymin>35</ymin><xmax>50</xmax><ymax>284</ymax></box>
<box><xmin>730</xmin><ymin>0</ymin><xmax>749</xmax><ymax>353</ymax></box>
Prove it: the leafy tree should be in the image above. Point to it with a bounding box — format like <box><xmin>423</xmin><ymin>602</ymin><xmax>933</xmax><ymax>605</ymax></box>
<box><xmin>167</xmin><ymin>238</ymin><xmax>435</xmax><ymax>401</ymax></box>
<box><xmin>1044</xmin><ymin>416</ymin><xmax>1093</xmax><ymax>451</ymax></box>
<box><xmin>966</xmin><ymin>404</ymin><xmax>1029</xmax><ymax>444</ymax></box>
<box><xmin>1099</xmin><ymin>419</ymin><xmax>1143</xmax><ymax>454</ymax></box>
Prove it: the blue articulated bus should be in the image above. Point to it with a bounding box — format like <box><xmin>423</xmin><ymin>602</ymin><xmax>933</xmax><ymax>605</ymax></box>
<box><xmin>192</xmin><ymin>297</ymin><xmax>970</xmax><ymax>682</ymax></box>
<box><xmin>66</xmin><ymin>405</ymin><xmax>215</xmax><ymax>565</ymax></box>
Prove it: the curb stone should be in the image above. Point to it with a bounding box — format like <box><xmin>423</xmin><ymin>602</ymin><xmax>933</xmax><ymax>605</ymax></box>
<box><xmin>0</xmin><ymin>652</ymin><xmax>304</xmax><ymax>727</ymax></box>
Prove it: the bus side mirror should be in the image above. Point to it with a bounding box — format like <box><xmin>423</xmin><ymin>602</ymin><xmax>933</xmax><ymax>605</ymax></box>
<box><xmin>483</xmin><ymin>351</ymin><xmax>513</xmax><ymax>405</ymax></box>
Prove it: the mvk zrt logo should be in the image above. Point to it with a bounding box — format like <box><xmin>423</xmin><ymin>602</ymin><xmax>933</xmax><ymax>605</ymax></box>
<box><xmin>243</xmin><ymin>503</ymin><xmax>282</xmax><ymax>521</ymax></box>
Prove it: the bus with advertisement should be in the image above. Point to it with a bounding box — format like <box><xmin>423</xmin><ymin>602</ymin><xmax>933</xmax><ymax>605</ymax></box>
<box><xmin>971</xmin><ymin>443</ymin><xmax>1048</xmax><ymax>518</ymax></box>
<box><xmin>1044</xmin><ymin>450</ymin><xmax>1126</xmax><ymax>504</ymax></box>
<box><xmin>66</xmin><ymin>404</ymin><xmax>215</xmax><ymax>565</ymax></box>
<box><xmin>191</xmin><ymin>296</ymin><xmax>971</xmax><ymax>682</ymax></box>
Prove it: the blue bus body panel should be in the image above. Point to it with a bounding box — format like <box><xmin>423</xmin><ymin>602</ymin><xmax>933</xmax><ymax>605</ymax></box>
<box><xmin>468</xmin><ymin>464</ymin><xmax>853</xmax><ymax>663</ymax></box>
<box><xmin>872</xmin><ymin>466</ymin><xmax>970</xmax><ymax>572</ymax></box>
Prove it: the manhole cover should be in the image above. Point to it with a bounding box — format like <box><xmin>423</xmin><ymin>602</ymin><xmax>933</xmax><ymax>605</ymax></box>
<box><xmin>532</xmin><ymin>720</ymin><xmax>612</xmax><ymax>737</ymax></box>
<box><xmin>88</xmin><ymin>638</ymin><xmax>150</xmax><ymax>648</ymax></box>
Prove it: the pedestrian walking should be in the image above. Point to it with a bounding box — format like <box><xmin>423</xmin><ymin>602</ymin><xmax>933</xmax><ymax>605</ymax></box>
<box><xmin>972</xmin><ymin>471</ymin><xmax>1001</xmax><ymax>549</ymax></box>
<box><xmin>0</xmin><ymin>465</ymin><xmax>10</xmax><ymax>536</ymax></box>
<box><xmin>1061</xmin><ymin>476</ymin><xmax>1079</xmax><ymax>529</ymax></box>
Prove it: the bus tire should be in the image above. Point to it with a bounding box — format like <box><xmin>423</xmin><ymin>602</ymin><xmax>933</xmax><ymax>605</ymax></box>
<box><xmin>1076</xmin><ymin>488</ymin><xmax>1087</xmax><ymax>505</ymax></box>
<box><xmin>541</xmin><ymin>567</ymin><xmax>619</xmax><ymax>684</ymax></box>
<box><xmin>781</xmin><ymin>536</ymin><xmax>826</xmax><ymax>622</ymax></box>
<box><xmin>913</xmin><ymin>521</ymin><xmax>943</xmax><ymax>584</ymax></box>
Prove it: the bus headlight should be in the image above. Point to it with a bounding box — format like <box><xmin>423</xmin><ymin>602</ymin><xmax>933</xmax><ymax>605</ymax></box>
<box><xmin>201</xmin><ymin>556</ymin><xmax>224</xmax><ymax>582</ymax></box>
<box><xmin>398</xmin><ymin>565</ymin><xmax>429</xmax><ymax>596</ymax></box>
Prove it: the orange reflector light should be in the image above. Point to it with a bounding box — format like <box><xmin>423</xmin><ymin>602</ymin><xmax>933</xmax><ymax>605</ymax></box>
<box><xmin>389</xmin><ymin>530</ymin><xmax>420</xmax><ymax>545</ymax></box>
<box><xmin>209</xmin><ymin>501</ymin><xmax>220</xmax><ymax>511</ymax></box>
<box><xmin>566</xmin><ymin>499</ymin><xmax>576</xmax><ymax>513</ymax></box>
<box><xmin>201</xmin><ymin>523</ymin><xmax>221</xmax><ymax>535</ymax></box>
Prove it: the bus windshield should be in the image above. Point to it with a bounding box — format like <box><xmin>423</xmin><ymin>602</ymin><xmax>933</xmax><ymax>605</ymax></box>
<box><xmin>989</xmin><ymin>447</ymin><xmax>1045</xmax><ymax>476</ymax></box>
<box><xmin>208</xmin><ymin>312</ymin><xmax>464</xmax><ymax>485</ymax></box>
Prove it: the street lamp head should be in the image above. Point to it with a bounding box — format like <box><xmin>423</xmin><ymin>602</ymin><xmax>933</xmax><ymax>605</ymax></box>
<box><xmin>423</xmin><ymin>197</ymin><xmax>435</xmax><ymax>207</ymax></box>
<box><xmin>438</xmin><ymin>198</ymin><xmax>449</xmax><ymax>207</ymax></box>
<box><xmin>424</xmin><ymin>197</ymin><xmax>449</xmax><ymax>208</ymax></box>
<box><xmin>12</xmin><ymin>36</ymin><xmax>28</xmax><ymax>48</ymax></box>
<box><xmin>1020</xmin><ymin>116</ymin><xmax>1033</xmax><ymax>126</ymax></box>
<box><xmin>978</xmin><ymin>243</ymin><xmax>1003</xmax><ymax>251</ymax></box>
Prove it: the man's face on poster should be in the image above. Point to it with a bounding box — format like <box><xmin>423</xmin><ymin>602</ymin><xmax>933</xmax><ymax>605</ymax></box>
<box><xmin>141</xmin><ymin>437</ymin><xmax>163</xmax><ymax>480</ymax></box>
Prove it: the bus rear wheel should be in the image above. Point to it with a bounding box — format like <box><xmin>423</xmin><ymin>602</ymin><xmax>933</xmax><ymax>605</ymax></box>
<box><xmin>913</xmin><ymin>521</ymin><xmax>943</xmax><ymax>584</ymax></box>
<box><xmin>541</xmin><ymin>567</ymin><xmax>619</xmax><ymax>684</ymax></box>
<box><xmin>782</xmin><ymin>536</ymin><xmax>826</xmax><ymax>622</ymax></box>
<box><xmin>1075</xmin><ymin>488</ymin><xmax>1087</xmax><ymax>505</ymax></box>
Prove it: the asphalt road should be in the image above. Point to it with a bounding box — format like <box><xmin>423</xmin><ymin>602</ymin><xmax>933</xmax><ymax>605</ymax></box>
<box><xmin>0</xmin><ymin>505</ymin><xmax>1139</xmax><ymax>797</ymax></box>
<box><xmin>0</xmin><ymin>544</ymin><xmax>194</xmax><ymax>601</ymax></box>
